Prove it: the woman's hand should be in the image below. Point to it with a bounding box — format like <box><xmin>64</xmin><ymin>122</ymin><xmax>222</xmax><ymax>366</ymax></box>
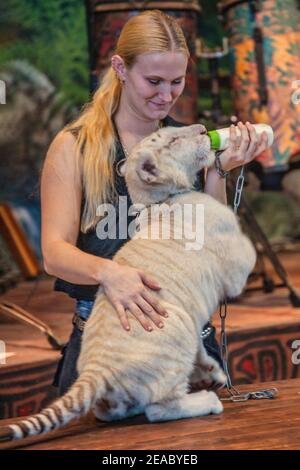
<box><xmin>218</xmin><ymin>121</ymin><xmax>269</xmax><ymax>172</ymax></box>
<box><xmin>100</xmin><ymin>260</ymin><xmax>168</xmax><ymax>332</ymax></box>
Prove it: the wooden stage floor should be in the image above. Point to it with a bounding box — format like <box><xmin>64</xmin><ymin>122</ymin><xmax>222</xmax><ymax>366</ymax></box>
<box><xmin>1</xmin><ymin>379</ymin><xmax>300</xmax><ymax>450</ymax></box>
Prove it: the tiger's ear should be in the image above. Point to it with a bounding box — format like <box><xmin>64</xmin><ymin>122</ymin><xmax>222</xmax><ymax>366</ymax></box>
<box><xmin>138</xmin><ymin>152</ymin><xmax>159</xmax><ymax>184</ymax></box>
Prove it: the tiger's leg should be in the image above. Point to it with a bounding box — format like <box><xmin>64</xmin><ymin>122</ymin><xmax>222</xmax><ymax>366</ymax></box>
<box><xmin>93</xmin><ymin>400</ymin><xmax>143</xmax><ymax>422</ymax></box>
<box><xmin>189</xmin><ymin>340</ymin><xmax>227</xmax><ymax>392</ymax></box>
<box><xmin>145</xmin><ymin>390</ymin><xmax>223</xmax><ymax>422</ymax></box>
<box><xmin>93</xmin><ymin>388</ymin><xmax>143</xmax><ymax>422</ymax></box>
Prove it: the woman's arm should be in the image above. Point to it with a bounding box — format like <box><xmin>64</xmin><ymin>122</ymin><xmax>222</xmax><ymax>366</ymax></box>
<box><xmin>203</xmin><ymin>167</ymin><xmax>227</xmax><ymax>205</ymax></box>
<box><xmin>41</xmin><ymin>131</ymin><xmax>168</xmax><ymax>331</ymax></box>
<box><xmin>41</xmin><ymin>130</ymin><xmax>108</xmax><ymax>284</ymax></box>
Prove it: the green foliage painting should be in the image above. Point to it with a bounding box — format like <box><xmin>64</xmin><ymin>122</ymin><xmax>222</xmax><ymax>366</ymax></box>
<box><xmin>0</xmin><ymin>0</ymin><xmax>90</xmax><ymax>107</ymax></box>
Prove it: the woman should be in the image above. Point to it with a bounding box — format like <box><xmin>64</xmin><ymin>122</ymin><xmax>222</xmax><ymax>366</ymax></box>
<box><xmin>41</xmin><ymin>10</ymin><xmax>268</xmax><ymax>395</ymax></box>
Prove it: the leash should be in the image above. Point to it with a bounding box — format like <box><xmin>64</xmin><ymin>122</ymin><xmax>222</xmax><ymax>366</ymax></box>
<box><xmin>220</xmin><ymin>165</ymin><xmax>278</xmax><ymax>402</ymax></box>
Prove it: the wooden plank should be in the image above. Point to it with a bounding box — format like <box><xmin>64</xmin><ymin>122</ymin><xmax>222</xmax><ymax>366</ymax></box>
<box><xmin>1</xmin><ymin>379</ymin><xmax>300</xmax><ymax>450</ymax></box>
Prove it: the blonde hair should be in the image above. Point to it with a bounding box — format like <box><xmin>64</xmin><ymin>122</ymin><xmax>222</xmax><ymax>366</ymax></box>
<box><xmin>64</xmin><ymin>9</ymin><xmax>190</xmax><ymax>232</ymax></box>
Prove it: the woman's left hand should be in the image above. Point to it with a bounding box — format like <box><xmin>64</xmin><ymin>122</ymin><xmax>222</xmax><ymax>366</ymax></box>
<box><xmin>218</xmin><ymin>121</ymin><xmax>269</xmax><ymax>172</ymax></box>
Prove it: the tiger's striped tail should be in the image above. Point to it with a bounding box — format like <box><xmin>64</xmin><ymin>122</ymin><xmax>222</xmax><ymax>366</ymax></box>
<box><xmin>0</xmin><ymin>373</ymin><xmax>105</xmax><ymax>443</ymax></box>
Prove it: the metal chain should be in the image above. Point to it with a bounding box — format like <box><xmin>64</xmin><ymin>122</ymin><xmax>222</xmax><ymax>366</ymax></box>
<box><xmin>233</xmin><ymin>165</ymin><xmax>245</xmax><ymax>214</ymax></box>
<box><xmin>220</xmin><ymin>166</ymin><xmax>278</xmax><ymax>402</ymax></box>
<box><xmin>220</xmin><ymin>300</ymin><xmax>240</xmax><ymax>396</ymax></box>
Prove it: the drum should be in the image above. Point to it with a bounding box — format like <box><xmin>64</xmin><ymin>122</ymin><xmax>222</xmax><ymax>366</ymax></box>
<box><xmin>85</xmin><ymin>1</ymin><xmax>201</xmax><ymax>123</ymax></box>
<box><xmin>220</xmin><ymin>0</ymin><xmax>300</xmax><ymax>171</ymax></box>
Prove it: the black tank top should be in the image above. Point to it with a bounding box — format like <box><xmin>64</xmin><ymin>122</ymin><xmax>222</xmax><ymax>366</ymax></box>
<box><xmin>54</xmin><ymin>115</ymin><xmax>205</xmax><ymax>300</ymax></box>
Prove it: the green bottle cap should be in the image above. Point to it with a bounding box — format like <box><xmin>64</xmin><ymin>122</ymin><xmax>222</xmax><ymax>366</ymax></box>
<box><xmin>208</xmin><ymin>130</ymin><xmax>221</xmax><ymax>150</ymax></box>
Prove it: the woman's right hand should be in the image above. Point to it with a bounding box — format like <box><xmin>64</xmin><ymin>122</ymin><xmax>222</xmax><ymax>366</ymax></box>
<box><xmin>100</xmin><ymin>260</ymin><xmax>168</xmax><ymax>332</ymax></box>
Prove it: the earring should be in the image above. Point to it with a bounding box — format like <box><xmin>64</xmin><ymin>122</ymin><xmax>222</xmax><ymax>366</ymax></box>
<box><xmin>114</xmin><ymin>70</ymin><xmax>123</xmax><ymax>83</ymax></box>
<box><xmin>116</xmin><ymin>158</ymin><xmax>126</xmax><ymax>177</ymax></box>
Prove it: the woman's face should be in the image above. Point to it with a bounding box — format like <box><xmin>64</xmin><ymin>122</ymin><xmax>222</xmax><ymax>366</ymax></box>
<box><xmin>120</xmin><ymin>51</ymin><xmax>188</xmax><ymax>121</ymax></box>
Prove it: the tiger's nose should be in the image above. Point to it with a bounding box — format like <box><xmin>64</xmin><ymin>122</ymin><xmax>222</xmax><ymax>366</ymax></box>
<box><xmin>190</xmin><ymin>124</ymin><xmax>207</xmax><ymax>135</ymax></box>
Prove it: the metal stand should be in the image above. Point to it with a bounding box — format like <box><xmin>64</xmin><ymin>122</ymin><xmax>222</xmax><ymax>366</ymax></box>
<box><xmin>0</xmin><ymin>203</ymin><xmax>63</xmax><ymax>350</ymax></box>
<box><xmin>0</xmin><ymin>299</ymin><xmax>62</xmax><ymax>350</ymax></box>
<box><xmin>197</xmin><ymin>37</ymin><xmax>231</xmax><ymax>126</ymax></box>
<box><xmin>227</xmin><ymin>176</ymin><xmax>300</xmax><ymax>307</ymax></box>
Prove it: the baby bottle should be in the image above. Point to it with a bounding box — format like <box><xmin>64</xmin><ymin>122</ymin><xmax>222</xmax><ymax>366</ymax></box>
<box><xmin>208</xmin><ymin>124</ymin><xmax>274</xmax><ymax>150</ymax></box>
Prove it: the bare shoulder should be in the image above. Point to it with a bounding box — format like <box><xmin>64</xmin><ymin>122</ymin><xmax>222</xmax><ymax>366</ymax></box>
<box><xmin>46</xmin><ymin>129</ymin><xmax>77</xmax><ymax>161</ymax></box>
<box><xmin>43</xmin><ymin>129</ymin><xmax>81</xmax><ymax>181</ymax></box>
<box><xmin>41</xmin><ymin>129</ymin><xmax>82</xmax><ymax>232</ymax></box>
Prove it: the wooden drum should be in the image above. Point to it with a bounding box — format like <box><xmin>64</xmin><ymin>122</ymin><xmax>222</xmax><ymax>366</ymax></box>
<box><xmin>220</xmin><ymin>0</ymin><xmax>300</xmax><ymax>170</ymax></box>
